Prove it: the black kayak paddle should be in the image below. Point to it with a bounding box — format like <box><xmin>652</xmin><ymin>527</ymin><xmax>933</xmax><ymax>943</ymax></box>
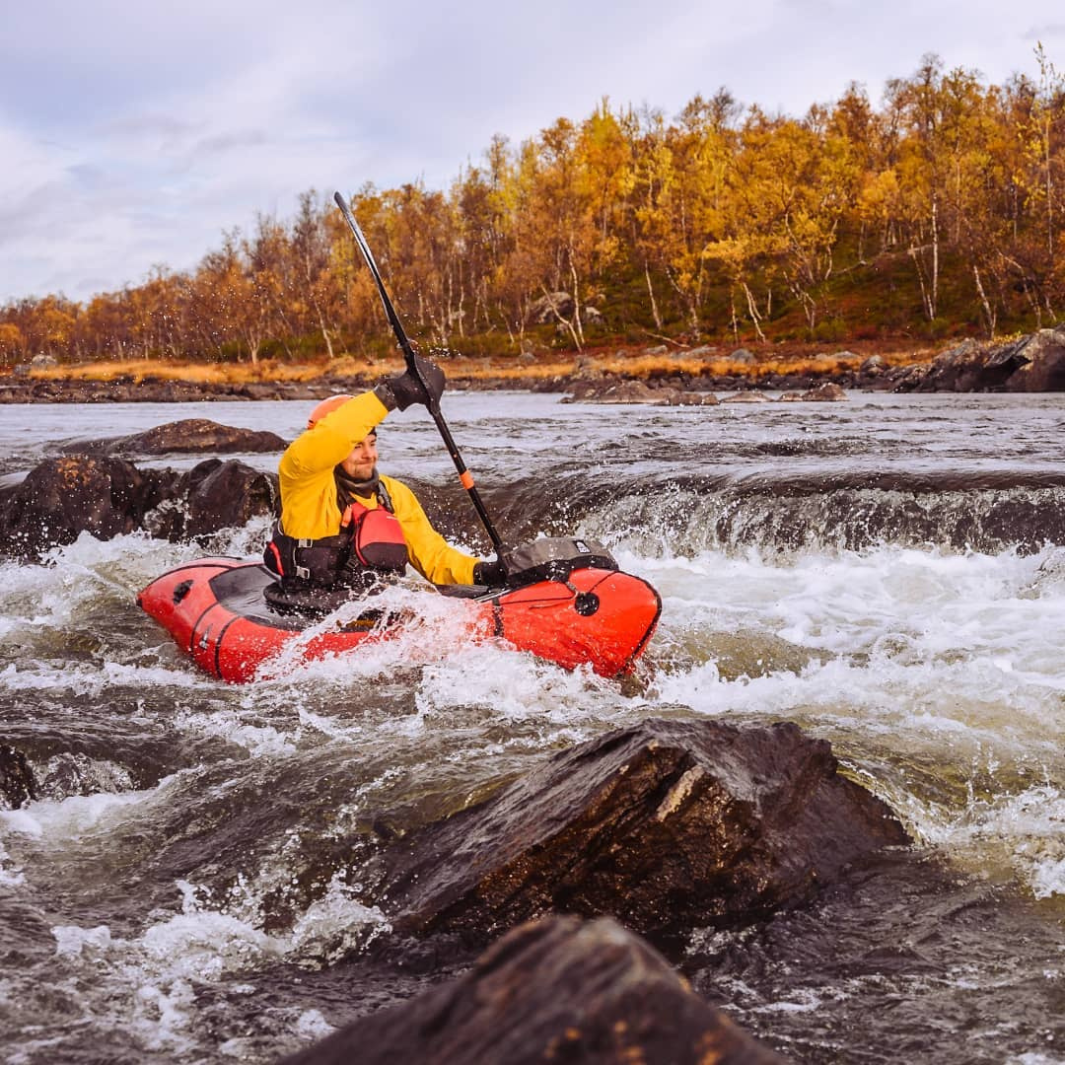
<box><xmin>332</xmin><ymin>190</ymin><xmax>504</xmax><ymax>554</ymax></box>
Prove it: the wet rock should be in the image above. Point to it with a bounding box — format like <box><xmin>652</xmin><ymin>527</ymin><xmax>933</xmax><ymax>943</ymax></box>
<box><xmin>0</xmin><ymin>452</ymin><xmax>277</xmax><ymax>555</ymax></box>
<box><xmin>378</xmin><ymin>719</ymin><xmax>909</xmax><ymax>945</ymax></box>
<box><xmin>889</xmin><ymin>361</ymin><xmax>933</xmax><ymax>392</ymax></box>
<box><xmin>722</xmin><ymin>391</ymin><xmax>771</xmax><ymax>403</ymax></box>
<box><xmin>146</xmin><ymin>459</ymin><xmax>279</xmax><ymax>540</ymax></box>
<box><xmin>701</xmin><ymin>630</ymin><xmax>820</xmax><ymax>679</ymax></box>
<box><xmin>62</xmin><ymin>418</ymin><xmax>287</xmax><ymax>456</ymax></box>
<box><xmin>281</xmin><ymin>915</ymin><xmax>785</xmax><ymax>1065</ymax></box>
<box><xmin>674</xmin><ymin>390</ymin><xmax>719</xmax><ymax>405</ymax></box>
<box><xmin>564</xmin><ymin>378</ymin><xmax>672</xmax><ymax>404</ymax></box>
<box><xmin>0</xmin><ymin>455</ymin><xmax>178</xmax><ymax>559</ymax></box>
<box><xmin>778</xmin><ymin>391</ymin><xmax>804</xmax><ymax>402</ymax></box>
<box><xmin>0</xmin><ymin>744</ymin><xmax>37</xmax><ymax>809</ymax></box>
<box><xmin>800</xmin><ymin>382</ymin><xmax>847</xmax><ymax>401</ymax></box>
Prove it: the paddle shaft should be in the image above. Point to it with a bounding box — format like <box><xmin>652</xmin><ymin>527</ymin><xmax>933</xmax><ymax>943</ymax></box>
<box><xmin>333</xmin><ymin>191</ymin><xmax>504</xmax><ymax>553</ymax></box>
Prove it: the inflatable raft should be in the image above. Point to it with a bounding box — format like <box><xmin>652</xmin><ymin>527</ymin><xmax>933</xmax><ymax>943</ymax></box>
<box><xmin>137</xmin><ymin>548</ymin><xmax>661</xmax><ymax>683</ymax></box>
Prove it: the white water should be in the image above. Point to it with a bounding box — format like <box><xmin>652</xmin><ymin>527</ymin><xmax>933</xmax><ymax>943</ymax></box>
<box><xmin>2</xmin><ymin>392</ymin><xmax>1064</xmax><ymax>1062</ymax></box>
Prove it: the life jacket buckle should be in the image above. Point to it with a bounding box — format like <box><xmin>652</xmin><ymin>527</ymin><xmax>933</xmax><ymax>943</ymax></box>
<box><xmin>295</xmin><ymin>565</ymin><xmax>310</xmax><ymax>580</ymax></box>
<box><xmin>298</xmin><ymin>538</ymin><xmax>313</xmax><ymax>549</ymax></box>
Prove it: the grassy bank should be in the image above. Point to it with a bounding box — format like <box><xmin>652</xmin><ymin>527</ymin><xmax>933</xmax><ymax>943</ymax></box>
<box><xmin>15</xmin><ymin>340</ymin><xmax>943</xmax><ymax>388</ymax></box>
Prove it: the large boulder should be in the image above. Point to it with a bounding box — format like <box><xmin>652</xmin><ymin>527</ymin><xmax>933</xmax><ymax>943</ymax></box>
<box><xmin>1004</xmin><ymin>327</ymin><xmax>1065</xmax><ymax>391</ymax></box>
<box><xmin>0</xmin><ymin>454</ymin><xmax>278</xmax><ymax>556</ymax></box>
<box><xmin>378</xmin><ymin>719</ymin><xmax>909</xmax><ymax>944</ymax></box>
<box><xmin>280</xmin><ymin>916</ymin><xmax>785</xmax><ymax>1065</ymax></box>
<box><xmin>0</xmin><ymin>455</ymin><xmax>178</xmax><ymax>559</ymax></box>
<box><xmin>910</xmin><ymin>339</ymin><xmax>992</xmax><ymax>391</ymax></box>
<box><xmin>62</xmin><ymin>418</ymin><xmax>287</xmax><ymax>456</ymax></box>
<box><xmin>146</xmin><ymin>459</ymin><xmax>279</xmax><ymax>540</ymax></box>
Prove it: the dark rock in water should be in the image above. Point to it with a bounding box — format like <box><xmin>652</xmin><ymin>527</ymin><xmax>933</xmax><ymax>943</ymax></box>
<box><xmin>565</xmin><ymin>377</ymin><xmax>718</xmax><ymax>406</ymax></box>
<box><xmin>566</xmin><ymin>378</ymin><xmax>671</xmax><ymax>404</ymax></box>
<box><xmin>0</xmin><ymin>744</ymin><xmax>37</xmax><ymax>809</ymax></box>
<box><xmin>0</xmin><ymin>452</ymin><xmax>277</xmax><ymax>555</ymax></box>
<box><xmin>378</xmin><ymin>719</ymin><xmax>909</xmax><ymax>944</ymax></box>
<box><xmin>146</xmin><ymin>459</ymin><xmax>279</xmax><ymax>540</ymax></box>
<box><xmin>914</xmin><ymin>338</ymin><xmax>1022</xmax><ymax>392</ymax></box>
<box><xmin>280</xmin><ymin>915</ymin><xmax>785</xmax><ymax>1065</ymax></box>
<box><xmin>62</xmin><ymin>418</ymin><xmax>287</xmax><ymax>456</ymax></box>
<box><xmin>1004</xmin><ymin>327</ymin><xmax>1065</xmax><ymax>391</ymax></box>
<box><xmin>800</xmin><ymin>382</ymin><xmax>847</xmax><ymax>401</ymax></box>
<box><xmin>0</xmin><ymin>455</ymin><xmax>178</xmax><ymax>559</ymax></box>
<box><xmin>890</xmin><ymin>329</ymin><xmax>1065</xmax><ymax>393</ymax></box>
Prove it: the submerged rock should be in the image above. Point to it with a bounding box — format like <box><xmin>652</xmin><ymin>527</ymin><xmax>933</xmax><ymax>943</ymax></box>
<box><xmin>0</xmin><ymin>744</ymin><xmax>37</xmax><ymax>809</ymax></box>
<box><xmin>378</xmin><ymin>718</ymin><xmax>909</xmax><ymax>944</ymax></box>
<box><xmin>281</xmin><ymin>915</ymin><xmax>785</xmax><ymax>1065</ymax></box>
<box><xmin>62</xmin><ymin>418</ymin><xmax>287</xmax><ymax>456</ymax></box>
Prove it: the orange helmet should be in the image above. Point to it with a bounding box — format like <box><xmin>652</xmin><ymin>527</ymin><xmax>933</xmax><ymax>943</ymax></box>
<box><xmin>307</xmin><ymin>394</ymin><xmax>353</xmax><ymax>429</ymax></box>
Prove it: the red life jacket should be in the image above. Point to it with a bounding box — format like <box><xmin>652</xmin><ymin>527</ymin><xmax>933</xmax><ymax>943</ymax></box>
<box><xmin>340</xmin><ymin>498</ymin><xmax>409</xmax><ymax>574</ymax></box>
<box><xmin>265</xmin><ymin>485</ymin><xmax>408</xmax><ymax>587</ymax></box>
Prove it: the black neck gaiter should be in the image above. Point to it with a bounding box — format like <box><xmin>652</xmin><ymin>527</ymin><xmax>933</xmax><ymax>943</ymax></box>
<box><xmin>334</xmin><ymin>465</ymin><xmax>380</xmax><ymax>511</ymax></box>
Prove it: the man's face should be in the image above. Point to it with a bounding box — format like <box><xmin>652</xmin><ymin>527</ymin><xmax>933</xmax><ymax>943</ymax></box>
<box><xmin>340</xmin><ymin>434</ymin><xmax>378</xmax><ymax>480</ymax></box>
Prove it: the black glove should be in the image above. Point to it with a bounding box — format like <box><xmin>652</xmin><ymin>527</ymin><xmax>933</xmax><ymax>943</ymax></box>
<box><xmin>473</xmin><ymin>558</ymin><xmax>507</xmax><ymax>587</ymax></box>
<box><xmin>376</xmin><ymin>354</ymin><xmax>446</xmax><ymax>412</ymax></box>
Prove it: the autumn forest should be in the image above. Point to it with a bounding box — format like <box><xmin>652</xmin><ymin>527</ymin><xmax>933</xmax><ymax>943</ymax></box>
<box><xmin>3</xmin><ymin>50</ymin><xmax>1065</xmax><ymax>369</ymax></box>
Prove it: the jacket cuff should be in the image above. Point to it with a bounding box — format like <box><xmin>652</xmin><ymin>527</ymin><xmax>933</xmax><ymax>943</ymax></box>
<box><xmin>373</xmin><ymin>382</ymin><xmax>398</xmax><ymax>411</ymax></box>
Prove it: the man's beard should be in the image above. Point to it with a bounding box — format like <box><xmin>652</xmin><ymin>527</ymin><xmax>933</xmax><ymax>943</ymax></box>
<box><xmin>334</xmin><ymin>464</ymin><xmax>380</xmax><ymax>509</ymax></box>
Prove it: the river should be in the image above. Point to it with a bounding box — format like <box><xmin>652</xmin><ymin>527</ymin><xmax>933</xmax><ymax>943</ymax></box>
<box><xmin>1</xmin><ymin>390</ymin><xmax>1063</xmax><ymax>1063</ymax></box>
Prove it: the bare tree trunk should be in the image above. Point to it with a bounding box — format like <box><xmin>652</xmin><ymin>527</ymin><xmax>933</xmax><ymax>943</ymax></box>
<box><xmin>644</xmin><ymin>260</ymin><xmax>663</xmax><ymax>331</ymax></box>
<box><xmin>931</xmin><ymin>198</ymin><xmax>939</xmax><ymax>319</ymax></box>
<box><xmin>910</xmin><ymin>245</ymin><xmax>936</xmax><ymax>322</ymax></box>
<box><xmin>742</xmin><ymin>283</ymin><xmax>767</xmax><ymax>342</ymax></box>
<box><xmin>569</xmin><ymin>258</ymin><xmax>585</xmax><ymax>347</ymax></box>
<box><xmin>973</xmin><ymin>265</ymin><xmax>997</xmax><ymax>339</ymax></box>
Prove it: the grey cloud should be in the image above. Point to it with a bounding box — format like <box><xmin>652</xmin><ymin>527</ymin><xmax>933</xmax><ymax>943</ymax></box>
<box><xmin>1022</xmin><ymin>24</ymin><xmax>1065</xmax><ymax>40</ymax></box>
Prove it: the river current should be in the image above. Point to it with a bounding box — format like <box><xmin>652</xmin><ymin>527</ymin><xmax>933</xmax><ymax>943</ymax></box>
<box><xmin>1</xmin><ymin>390</ymin><xmax>1063</xmax><ymax>1063</ymax></box>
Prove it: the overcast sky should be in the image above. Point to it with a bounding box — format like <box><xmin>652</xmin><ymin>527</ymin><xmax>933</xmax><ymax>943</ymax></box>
<box><xmin>2</xmin><ymin>0</ymin><xmax>1063</xmax><ymax>304</ymax></box>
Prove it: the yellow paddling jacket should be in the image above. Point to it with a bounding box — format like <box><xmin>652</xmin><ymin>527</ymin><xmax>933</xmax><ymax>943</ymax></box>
<box><xmin>275</xmin><ymin>391</ymin><xmax>478</xmax><ymax>586</ymax></box>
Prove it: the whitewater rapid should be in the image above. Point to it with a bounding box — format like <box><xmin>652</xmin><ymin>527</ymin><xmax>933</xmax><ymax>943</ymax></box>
<box><xmin>1</xmin><ymin>391</ymin><xmax>1063</xmax><ymax>1063</ymax></box>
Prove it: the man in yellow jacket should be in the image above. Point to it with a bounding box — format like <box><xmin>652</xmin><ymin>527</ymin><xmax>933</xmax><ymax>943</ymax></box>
<box><xmin>264</xmin><ymin>356</ymin><xmax>504</xmax><ymax>614</ymax></box>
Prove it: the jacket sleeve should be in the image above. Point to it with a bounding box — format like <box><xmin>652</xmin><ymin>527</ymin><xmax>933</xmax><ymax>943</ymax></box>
<box><xmin>278</xmin><ymin>391</ymin><xmax>390</xmax><ymax>539</ymax></box>
<box><xmin>383</xmin><ymin>476</ymin><xmax>479</xmax><ymax>586</ymax></box>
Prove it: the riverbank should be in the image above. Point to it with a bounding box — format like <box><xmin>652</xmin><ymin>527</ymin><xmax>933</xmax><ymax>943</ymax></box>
<box><xmin>0</xmin><ymin>340</ymin><xmax>933</xmax><ymax>403</ymax></box>
<box><xmin>5</xmin><ymin>327</ymin><xmax>1064</xmax><ymax>402</ymax></box>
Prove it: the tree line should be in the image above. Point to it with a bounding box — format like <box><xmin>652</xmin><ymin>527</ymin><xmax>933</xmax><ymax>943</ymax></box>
<box><xmin>3</xmin><ymin>49</ymin><xmax>1064</xmax><ymax>368</ymax></box>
